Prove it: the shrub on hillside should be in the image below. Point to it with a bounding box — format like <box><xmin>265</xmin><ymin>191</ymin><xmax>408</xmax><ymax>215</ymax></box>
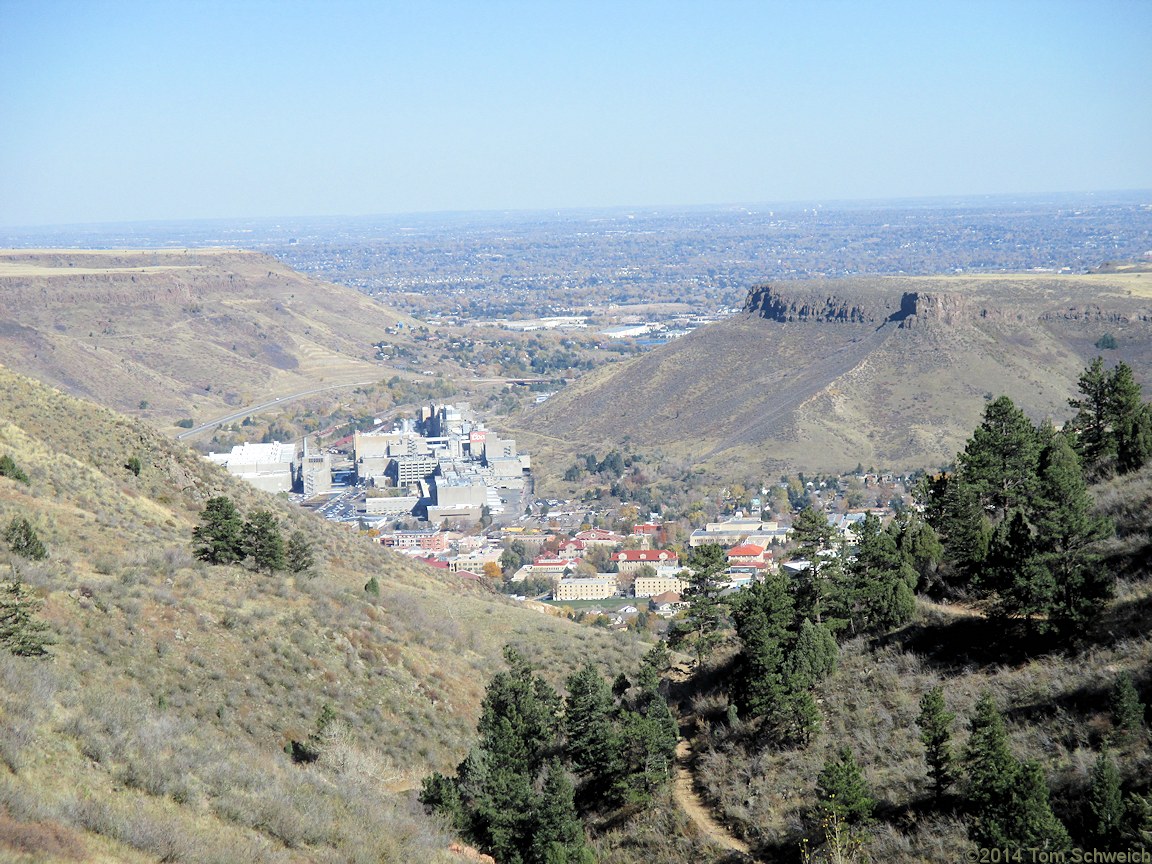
<box><xmin>5</xmin><ymin>517</ymin><xmax>47</xmax><ymax>561</ymax></box>
<box><xmin>0</xmin><ymin>455</ymin><xmax>30</xmax><ymax>485</ymax></box>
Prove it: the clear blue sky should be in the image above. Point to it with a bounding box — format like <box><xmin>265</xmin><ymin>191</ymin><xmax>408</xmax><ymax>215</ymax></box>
<box><xmin>1</xmin><ymin>0</ymin><xmax>1149</xmax><ymax>227</ymax></box>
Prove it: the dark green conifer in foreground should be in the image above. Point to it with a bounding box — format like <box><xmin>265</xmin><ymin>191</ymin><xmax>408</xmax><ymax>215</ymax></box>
<box><xmin>243</xmin><ymin>509</ymin><xmax>286</xmax><ymax>574</ymax></box>
<box><xmin>673</xmin><ymin>543</ymin><xmax>729</xmax><ymax>664</ymax></box>
<box><xmin>1087</xmin><ymin>747</ymin><xmax>1125</xmax><ymax>847</ymax></box>
<box><xmin>962</xmin><ymin>693</ymin><xmax>1069</xmax><ymax>850</ymax></box>
<box><xmin>192</xmin><ymin>495</ymin><xmax>245</xmax><ymax>564</ymax></box>
<box><xmin>423</xmin><ymin>647</ymin><xmax>677</xmax><ymax>863</ymax></box>
<box><xmin>924</xmin><ymin>386</ymin><xmax>1117</xmax><ymax>633</ymax></box>
<box><xmin>816</xmin><ymin>746</ymin><xmax>873</xmax><ymax>826</ymax></box>
<box><xmin>916</xmin><ymin>685</ymin><xmax>956</xmax><ymax>803</ymax></box>
<box><xmin>835</xmin><ymin>511</ymin><xmax>917</xmax><ymax>634</ymax></box>
<box><xmin>1110</xmin><ymin>673</ymin><xmax>1146</xmax><ymax>741</ymax></box>
<box><xmin>1067</xmin><ymin>357</ymin><xmax>1152</xmax><ymax>477</ymax></box>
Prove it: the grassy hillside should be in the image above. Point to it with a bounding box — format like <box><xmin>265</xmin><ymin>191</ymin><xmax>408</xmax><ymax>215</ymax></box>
<box><xmin>516</xmin><ymin>273</ymin><xmax>1152</xmax><ymax>480</ymax></box>
<box><xmin>0</xmin><ymin>363</ymin><xmax>645</xmax><ymax>863</ymax></box>
<box><xmin>673</xmin><ymin>462</ymin><xmax>1152</xmax><ymax>862</ymax></box>
<box><xmin>0</xmin><ymin>249</ymin><xmax>420</xmax><ymax>431</ymax></box>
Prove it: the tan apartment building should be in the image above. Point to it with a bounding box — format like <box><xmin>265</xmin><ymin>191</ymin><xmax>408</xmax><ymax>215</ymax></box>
<box><xmin>554</xmin><ymin>577</ymin><xmax>617</xmax><ymax>602</ymax></box>
<box><xmin>634</xmin><ymin>574</ymin><xmax>688</xmax><ymax>598</ymax></box>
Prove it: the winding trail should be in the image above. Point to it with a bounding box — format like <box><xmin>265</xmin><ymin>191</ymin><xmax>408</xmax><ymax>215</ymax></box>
<box><xmin>673</xmin><ymin>735</ymin><xmax>756</xmax><ymax>859</ymax></box>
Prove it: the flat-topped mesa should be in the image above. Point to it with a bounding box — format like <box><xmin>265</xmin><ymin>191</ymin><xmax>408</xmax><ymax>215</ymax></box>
<box><xmin>745</xmin><ymin>284</ymin><xmax>1031</xmax><ymax>328</ymax></box>
<box><xmin>743</xmin><ymin>283</ymin><xmax>900</xmax><ymax>324</ymax></box>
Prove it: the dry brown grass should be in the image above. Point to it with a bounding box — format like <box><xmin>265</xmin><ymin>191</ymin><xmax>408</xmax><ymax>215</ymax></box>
<box><xmin>0</xmin><ymin>249</ymin><xmax>419</xmax><ymax>425</ymax></box>
<box><xmin>0</xmin><ymin>364</ymin><xmax>646</xmax><ymax>862</ymax></box>
<box><xmin>516</xmin><ymin>273</ymin><xmax>1152</xmax><ymax>480</ymax></box>
<box><xmin>684</xmin><ymin>592</ymin><xmax>1152</xmax><ymax>862</ymax></box>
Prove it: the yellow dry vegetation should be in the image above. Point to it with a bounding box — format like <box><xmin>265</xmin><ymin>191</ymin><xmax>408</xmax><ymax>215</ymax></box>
<box><xmin>892</xmin><ymin>270</ymin><xmax>1152</xmax><ymax>295</ymax></box>
<box><xmin>0</xmin><ymin>363</ymin><xmax>648</xmax><ymax>862</ymax></box>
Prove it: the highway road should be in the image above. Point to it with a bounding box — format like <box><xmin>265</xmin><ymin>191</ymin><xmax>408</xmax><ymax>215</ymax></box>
<box><xmin>174</xmin><ymin>380</ymin><xmax>377</xmax><ymax>440</ymax></box>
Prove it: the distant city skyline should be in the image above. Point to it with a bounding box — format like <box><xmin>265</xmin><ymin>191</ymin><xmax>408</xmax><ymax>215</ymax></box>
<box><xmin>1</xmin><ymin>0</ymin><xmax>1150</xmax><ymax>228</ymax></box>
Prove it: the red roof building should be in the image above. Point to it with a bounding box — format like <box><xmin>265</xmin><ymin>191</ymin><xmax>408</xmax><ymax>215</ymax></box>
<box><xmin>727</xmin><ymin>543</ymin><xmax>767</xmax><ymax>563</ymax></box>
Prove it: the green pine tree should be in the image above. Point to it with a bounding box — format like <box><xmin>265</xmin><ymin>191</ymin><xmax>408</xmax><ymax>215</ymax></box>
<box><xmin>243</xmin><ymin>509</ymin><xmax>286</xmax><ymax>574</ymax></box>
<box><xmin>926</xmin><ymin>472</ymin><xmax>993</xmax><ymax>593</ymax></box>
<box><xmin>957</xmin><ymin>396</ymin><xmax>1042</xmax><ymax>522</ymax></box>
<box><xmin>836</xmin><ymin>512</ymin><xmax>917</xmax><ymax>634</ymax></box>
<box><xmin>1087</xmin><ymin>747</ymin><xmax>1125</xmax><ymax>848</ymax></box>
<box><xmin>1068</xmin><ymin>357</ymin><xmax>1116</xmax><ymax>470</ymax></box>
<box><xmin>674</xmin><ymin>543</ymin><xmax>728</xmax><ymax>664</ymax></box>
<box><xmin>785</xmin><ymin>618</ymin><xmax>838</xmax><ymax>690</ymax></box>
<box><xmin>917</xmin><ymin>685</ymin><xmax>956</xmax><ymax>803</ymax></box>
<box><xmin>430</xmin><ymin>648</ymin><xmax>567</xmax><ymax>864</ymax></box>
<box><xmin>1068</xmin><ymin>358</ymin><xmax>1149</xmax><ymax>477</ymax></box>
<box><xmin>1030</xmin><ymin>434</ymin><xmax>1114</xmax><ymax>631</ymax></box>
<box><xmin>192</xmin><ymin>496</ymin><xmax>244</xmax><ymax>564</ymax></box>
<box><xmin>962</xmin><ymin>693</ymin><xmax>1020</xmax><ymax>846</ymax></box>
<box><xmin>1003</xmin><ymin>760</ymin><xmax>1070</xmax><ymax>852</ymax></box>
<box><xmin>1122</xmin><ymin>792</ymin><xmax>1152</xmax><ymax>849</ymax></box>
<box><xmin>1110</xmin><ymin>673</ymin><xmax>1146</xmax><ymax>742</ymax></box>
<box><xmin>790</xmin><ymin>506</ymin><xmax>839</xmax><ymax>624</ymax></box>
<box><xmin>4</xmin><ymin>517</ymin><xmax>47</xmax><ymax>561</ymax></box>
<box><xmin>888</xmin><ymin>511</ymin><xmax>942</xmax><ymax>592</ymax></box>
<box><xmin>1117</xmin><ymin>403</ymin><xmax>1152</xmax><ymax>475</ymax></box>
<box><xmin>531</xmin><ymin>761</ymin><xmax>593</xmax><ymax>864</ymax></box>
<box><xmin>983</xmin><ymin>509</ymin><xmax>1056</xmax><ymax>629</ymax></box>
<box><xmin>816</xmin><ymin>746</ymin><xmax>874</xmax><ymax>825</ymax></box>
<box><xmin>962</xmin><ymin>693</ymin><xmax>1069</xmax><ymax>849</ymax></box>
<box><xmin>285</xmin><ymin>530</ymin><xmax>315</xmax><ymax>574</ymax></box>
<box><xmin>0</xmin><ymin>578</ymin><xmax>52</xmax><ymax>657</ymax></box>
<box><xmin>612</xmin><ymin>692</ymin><xmax>678</xmax><ymax>807</ymax></box>
<box><xmin>478</xmin><ymin>647</ymin><xmax>561</xmax><ymax>779</ymax></box>
<box><xmin>729</xmin><ymin>570</ymin><xmax>796</xmax><ymax>722</ymax></box>
<box><xmin>563</xmin><ymin>662</ymin><xmax>618</xmax><ymax>781</ymax></box>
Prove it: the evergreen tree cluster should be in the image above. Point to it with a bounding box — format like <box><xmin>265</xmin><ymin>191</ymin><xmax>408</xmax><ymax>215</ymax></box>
<box><xmin>726</xmin><ymin>507</ymin><xmax>937</xmax><ymax>746</ymax></box>
<box><xmin>913</xmin><ymin>685</ymin><xmax>1152</xmax><ymax>852</ymax></box>
<box><xmin>1066</xmin><ymin>357</ymin><xmax>1152</xmax><ymax>477</ymax></box>
<box><xmin>961</xmin><ymin>692</ymin><xmax>1069</xmax><ymax>850</ymax></box>
<box><xmin>192</xmin><ymin>496</ymin><xmax>314</xmax><ymax>575</ymax></box>
<box><xmin>925</xmin><ymin>387</ymin><xmax>1116</xmax><ymax>632</ymax></box>
<box><xmin>728</xmin><ymin>568</ymin><xmax>837</xmax><ymax>747</ymax></box>
<box><xmin>421</xmin><ymin>646</ymin><xmax>678</xmax><ymax>864</ymax></box>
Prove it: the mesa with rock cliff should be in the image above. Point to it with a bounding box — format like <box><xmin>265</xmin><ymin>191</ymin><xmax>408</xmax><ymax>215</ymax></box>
<box><xmin>517</xmin><ymin>272</ymin><xmax>1152</xmax><ymax>477</ymax></box>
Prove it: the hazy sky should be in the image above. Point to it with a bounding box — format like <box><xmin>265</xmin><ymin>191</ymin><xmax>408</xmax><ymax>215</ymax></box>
<box><xmin>1</xmin><ymin>0</ymin><xmax>1149</xmax><ymax>227</ymax></box>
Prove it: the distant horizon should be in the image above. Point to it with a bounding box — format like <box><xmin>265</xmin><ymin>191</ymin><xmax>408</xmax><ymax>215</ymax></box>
<box><xmin>4</xmin><ymin>186</ymin><xmax>1151</xmax><ymax>235</ymax></box>
<box><xmin>3</xmin><ymin>1</ymin><xmax>1148</xmax><ymax>228</ymax></box>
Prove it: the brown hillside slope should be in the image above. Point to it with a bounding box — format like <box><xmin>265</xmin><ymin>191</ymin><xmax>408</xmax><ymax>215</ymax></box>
<box><xmin>0</xmin><ymin>249</ymin><xmax>417</xmax><ymax>429</ymax></box>
<box><xmin>517</xmin><ymin>273</ymin><xmax>1152</xmax><ymax>476</ymax></box>
<box><xmin>0</xmin><ymin>364</ymin><xmax>644</xmax><ymax>863</ymax></box>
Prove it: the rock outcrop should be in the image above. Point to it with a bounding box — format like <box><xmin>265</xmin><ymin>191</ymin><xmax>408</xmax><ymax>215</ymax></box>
<box><xmin>742</xmin><ymin>283</ymin><xmax>900</xmax><ymax>324</ymax></box>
